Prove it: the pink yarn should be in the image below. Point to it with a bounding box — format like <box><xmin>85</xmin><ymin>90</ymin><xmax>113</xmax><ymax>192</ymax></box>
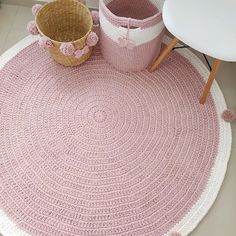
<box><xmin>27</xmin><ymin>21</ymin><xmax>39</xmax><ymax>35</ymax></box>
<box><xmin>0</xmin><ymin>42</ymin><xmax>221</xmax><ymax>236</ymax></box>
<box><xmin>100</xmin><ymin>0</ymin><xmax>162</xmax><ymax>29</ymax></box>
<box><xmin>74</xmin><ymin>50</ymin><xmax>83</xmax><ymax>59</ymax></box>
<box><xmin>38</xmin><ymin>37</ymin><xmax>53</xmax><ymax>49</ymax></box>
<box><xmin>32</xmin><ymin>4</ymin><xmax>43</xmax><ymax>16</ymax></box>
<box><xmin>170</xmin><ymin>232</ymin><xmax>181</xmax><ymax>236</ymax></box>
<box><xmin>59</xmin><ymin>43</ymin><xmax>75</xmax><ymax>56</ymax></box>
<box><xmin>86</xmin><ymin>32</ymin><xmax>99</xmax><ymax>47</ymax></box>
<box><xmin>74</xmin><ymin>45</ymin><xmax>90</xmax><ymax>59</ymax></box>
<box><xmin>222</xmin><ymin>109</ymin><xmax>236</xmax><ymax>123</ymax></box>
<box><xmin>99</xmin><ymin>0</ymin><xmax>165</xmax><ymax>72</ymax></box>
<box><xmin>91</xmin><ymin>10</ymin><xmax>99</xmax><ymax>25</ymax></box>
<box><xmin>83</xmin><ymin>45</ymin><xmax>90</xmax><ymax>54</ymax></box>
<box><xmin>118</xmin><ymin>37</ymin><xmax>136</xmax><ymax>50</ymax></box>
<box><xmin>100</xmin><ymin>27</ymin><xmax>164</xmax><ymax>72</ymax></box>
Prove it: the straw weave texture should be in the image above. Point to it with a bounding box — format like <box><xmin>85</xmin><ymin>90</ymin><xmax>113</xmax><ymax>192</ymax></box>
<box><xmin>36</xmin><ymin>0</ymin><xmax>93</xmax><ymax>66</ymax></box>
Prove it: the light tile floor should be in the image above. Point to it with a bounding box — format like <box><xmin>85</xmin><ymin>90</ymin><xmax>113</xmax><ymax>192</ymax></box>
<box><xmin>0</xmin><ymin>3</ymin><xmax>235</xmax><ymax>236</ymax></box>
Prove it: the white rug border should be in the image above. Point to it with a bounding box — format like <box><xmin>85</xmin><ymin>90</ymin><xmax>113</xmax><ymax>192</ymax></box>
<box><xmin>162</xmin><ymin>36</ymin><xmax>232</xmax><ymax>235</ymax></box>
<box><xmin>0</xmin><ymin>35</ymin><xmax>232</xmax><ymax>236</ymax></box>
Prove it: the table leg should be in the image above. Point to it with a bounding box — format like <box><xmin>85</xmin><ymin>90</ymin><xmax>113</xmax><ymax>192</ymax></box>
<box><xmin>200</xmin><ymin>59</ymin><xmax>221</xmax><ymax>104</ymax></box>
<box><xmin>150</xmin><ymin>37</ymin><xmax>179</xmax><ymax>72</ymax></box>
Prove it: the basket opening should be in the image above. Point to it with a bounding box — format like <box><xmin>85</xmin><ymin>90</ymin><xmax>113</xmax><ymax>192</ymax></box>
<box><xmin>106</xmin><ymin>0</ymin><xmax>159</xmax><ymax>20</ymax></box>
<box><xmin>36</xmin><ymin>0</ymin><xmax>92</xmax><ymax>42</ymax></box>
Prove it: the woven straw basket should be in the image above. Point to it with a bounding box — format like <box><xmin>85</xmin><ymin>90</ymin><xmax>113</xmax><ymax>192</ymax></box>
<box><xmin>28</xmin><ymin>0</ymin><xmax>98</xmax><ymax>67</ymax></box>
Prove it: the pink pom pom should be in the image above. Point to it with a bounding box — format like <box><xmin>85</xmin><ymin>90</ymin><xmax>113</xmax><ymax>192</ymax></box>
<box><xmin>91</xmin><ymin>11</ymin><xmax>99</xmax><ymax>25</ymax></box>
<box><xmin>32</xmin><ymin>4</ymin><xmax>43</xmax><ymax>16</ymax></box>
<box><xmin>86</xmin><ymin>32</ymin><xmax>99</xmax><ymax>47</ymax></box>
<box><xmin>222</xmin><ymin>109</ymin><xmax>236</xmax><ymax>123</ymax></box>
<box><xmin>83</xmin><ymin>45</ymin><xmax>90</xmax><ymax>54</ymax></box>
<box><xmin>74</xmin><ymin>50</ymin><xmax>84</xmax><ymax>59</ymax></box>
<box><xmin>118</xmin><ymin>37</ymin><xmax>136</xmax><ymax>50</ymax></box>
<box><xmin>74</xmin><ymin>45</ymin><xmax>90</xmax><ymax>59</ymax></box>
<box><xmin>27</xmin><ymin>21</ymin><xmax>39</xmax><ymax>35</ymax></box>
<box><xmin>170</xmin><ymin>232</ymin><xmax>181</xmax><ymax>236</ymax></box>
<box><xmin>118</xmin><ymin>37</ymin><xmax>128</xmax><ymax>48</ymax></box>
<box><xmin>38</xmin><ymin>37</ymin><xmax>53</xmax><ymax>49</ymax></box>
<box><xmin>60</xmin><ymin>43</ymin><xmax>75</xmax><ymax>56</ymax></box>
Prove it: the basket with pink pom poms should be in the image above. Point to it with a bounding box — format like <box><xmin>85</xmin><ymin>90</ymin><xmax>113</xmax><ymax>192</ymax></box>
<box><xmin>27</xmin><ymin>0</ymin><xmax>99</xmax><ymax>67</ymax></box>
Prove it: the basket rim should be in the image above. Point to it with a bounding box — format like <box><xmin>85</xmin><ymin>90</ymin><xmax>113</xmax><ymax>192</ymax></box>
<box><xmin>35</xmin><ymin>0</ymin><xmax>93</xmax><ymax>44</ymax></box>
<box><xmin>99</xmin><ymin>0</ymin><xmax>163</xmax><ymax>27</ymax></box>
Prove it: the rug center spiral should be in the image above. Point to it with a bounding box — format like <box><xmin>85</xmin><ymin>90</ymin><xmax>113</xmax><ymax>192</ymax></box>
<box><xmin>93</xmin><ymin>110</ymin><xmax>107</xmax><ymax>123</ymax></box>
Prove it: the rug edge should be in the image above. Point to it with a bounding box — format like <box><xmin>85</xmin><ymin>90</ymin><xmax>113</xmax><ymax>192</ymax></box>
<box><xmin>164</xmin><ymin>36</ymin><xmax>232</xmax><ymax>236</ymax></box>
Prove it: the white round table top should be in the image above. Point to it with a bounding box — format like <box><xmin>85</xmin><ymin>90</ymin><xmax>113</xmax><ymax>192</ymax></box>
<box><xmin>163</xmin><ymin>0</ymin><xmax>236</xmax><ymax>61</ymax></box>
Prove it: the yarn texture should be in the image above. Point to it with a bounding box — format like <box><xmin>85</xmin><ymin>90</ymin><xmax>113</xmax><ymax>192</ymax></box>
<box><xmin>59</xmin><ymin>42</ymin><xmax>76</xmax><ymax>56</ymax></box>
<box><xmin>99</xmin><ymin>0</ymin><xmax>165</xmax><ymax>72</ymax></box>
<box><xmin>91</xmin><ymin>10</ymin><xmax>99</xmax><ymax>25</ymax></box>
<box><xmin>86</xmin><ymin>32</ymin><xmax>99</xmax><ymax>47</ymax></box>
<box><xmin>26</xmin><ymin>21</ymin><xmax>39</xmax><ymax>35</ymax></box>
<box><xmin>74</xmin><ymin>46</ymin><xmax>90</xmax><ymax>59</ymax></box>
<box><xmin>118</xmin><ymin>37</ymin><xmax>136</xmax><ymax>50</ymax></box>
<box><xmin>0</xmin><ymin>37</ymin><xmax>231</xmax><ymax>236</ymax></box>
<box><xmin>38</xmin><ymin>36</ymin><xmax>53</xmax><ymax>49</ymax></box>
<box><xmin>222</xmin><ymin>109</ymin><xmax>236</xmax><ymax>123</ymax></box>
<box><xmin>170</xmin><ymin>232</ymin><xmax>181</xmax><ymax>236</ymax></box>
<box><xmin>32</xmin><ymin>4</ymin><xmax>43</xmax><ymax>16</ymax></box>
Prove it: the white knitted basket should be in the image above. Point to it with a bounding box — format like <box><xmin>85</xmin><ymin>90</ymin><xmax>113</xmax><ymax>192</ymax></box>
<box><xmin>99</xmin><ymin>0</ymin><xmax>165</xmax><ymax>72</ymax></box>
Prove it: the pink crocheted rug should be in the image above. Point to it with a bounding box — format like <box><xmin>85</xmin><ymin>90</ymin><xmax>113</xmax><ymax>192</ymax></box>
<box><xmin>0</xmin><ymin>37</ymin><xmax>231</xmax><ymax>236</ymax></box>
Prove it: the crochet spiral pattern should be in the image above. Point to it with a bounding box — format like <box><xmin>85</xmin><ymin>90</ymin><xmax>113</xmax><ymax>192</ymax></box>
<box><xmin>0</xmin><ymin>38</ymin><xmax>230</xmax><ymax>236</ymax></box>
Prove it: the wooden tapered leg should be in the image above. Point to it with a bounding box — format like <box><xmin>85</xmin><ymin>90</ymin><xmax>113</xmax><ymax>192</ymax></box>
<box><xmin>200</xmin><ymin>59</ymin><xmax>221</xmax><ymax>104</ymax></box>
<box><xmin>150</xmin><ymin>37</ymin><xmax>179</xmax><ymax>72</ymax></box>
